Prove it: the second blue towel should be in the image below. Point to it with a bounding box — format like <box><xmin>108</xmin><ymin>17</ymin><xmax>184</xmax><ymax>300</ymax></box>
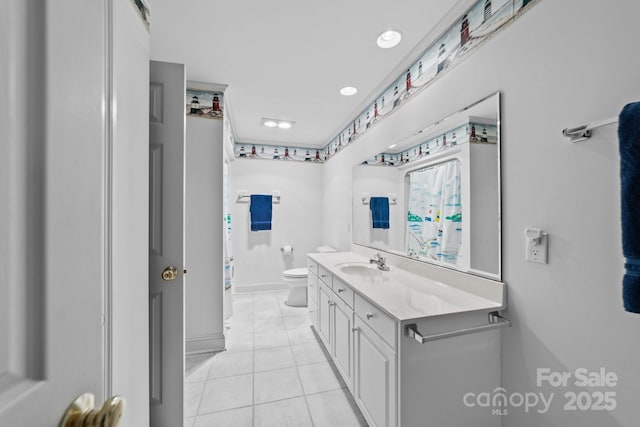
<box><xmin>370</xmin><ymin>197</ymin><xmax>390</xmax><ymax>229</ymax></box>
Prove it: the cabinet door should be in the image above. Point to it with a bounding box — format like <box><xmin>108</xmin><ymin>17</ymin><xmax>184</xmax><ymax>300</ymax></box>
<box><xmin>332</xmin><ymin>297</ymin><xmax>353</xmax><ymax>391</ymax></box>
<box><xmin>308</xmin><ymin>298</ymin><xmax>318</xmax><ymax>328</ymax></box>
<box><xmin>354</xmin><ymin>317</ymin><xmax>397</xmax><ymax>427</ymax></box>
<box><xmin>307</xmin><ymin>272</ymin><xmax>318</xmax><ymax>304</ymax></box>
<box><xmin>317</xmin><ymin>282</ymin><xmax>332</xmax><ymax>348</ymax></box>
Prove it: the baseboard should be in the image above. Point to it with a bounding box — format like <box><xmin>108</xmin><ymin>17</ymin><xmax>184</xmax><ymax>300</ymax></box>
<box><xmin>234</xmin><ymin>282</ymin><xmax>288</xmax><ymax>294</ymax></box>
<box><xmin>185</xmin><ymin>333</ymin><xmax>225</xmax><ymax>356</ymax></box>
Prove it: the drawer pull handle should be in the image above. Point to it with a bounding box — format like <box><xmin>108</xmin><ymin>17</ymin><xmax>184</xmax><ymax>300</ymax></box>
<box><xmin>352</xmin><ymin>327</ymin><xmax>359</xmax><ymax>332</ymax></box>
<box><xmin>366</xmin><ymin>313</ymin><xmax>374</xmax><ymax>320</ymax></box>
<box><xmin>329</xmin><ymin>301</ymin><xmax>336</xmax><ymax>307</ymax></box>
<box><xmin>337</xmin><ymin>288</ymin><xmax>345</xmax><ymax>293</ymax></box>
<box><xmin>321</xmin><ymin>274</ymin><xmax>327</xmax><ymax>278</ymax></box>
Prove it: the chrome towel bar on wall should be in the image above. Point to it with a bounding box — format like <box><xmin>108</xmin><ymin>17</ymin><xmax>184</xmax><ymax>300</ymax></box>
<box><xmin>404</xmin><ymin>311</ymin><xmax>511</xmax><ymax>344</ymax></box>
<box><xmin>561</xmin><ymin>116</ymin><xmax>618</xmax><ymax>143</ymax></box>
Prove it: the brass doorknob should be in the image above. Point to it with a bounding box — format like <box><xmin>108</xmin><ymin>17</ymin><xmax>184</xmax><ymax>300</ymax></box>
<box><xmin>162</xmin><ymin>266</ymin><xmax>179</xmax><ymax>281</ymax></box>
<box><xmin>60</xmin><ymin>393</ymin><xmax>124</xmax><ymax>427</ymax></box>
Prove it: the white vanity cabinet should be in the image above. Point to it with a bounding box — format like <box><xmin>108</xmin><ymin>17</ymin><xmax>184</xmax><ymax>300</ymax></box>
<box><xmin>306</xmin><ymin>254</ymin><xmax>506</xmax><ymax>427</ymax></box>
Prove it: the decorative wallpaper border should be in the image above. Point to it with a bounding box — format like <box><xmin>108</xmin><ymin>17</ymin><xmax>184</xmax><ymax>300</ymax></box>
<box><xmin>234</xmin><ymin>143</ymin><xmax>325</xmax><ymax>163</ymax></box>
<box><xmin>361</xmin><ymin>122</ymin><xmax>497</xmax><ymax>167</ymax></box>
<box><xmin>235</xmin><ymin>0</ymin><xmax>536</xmax><ymax>163</ymax></box>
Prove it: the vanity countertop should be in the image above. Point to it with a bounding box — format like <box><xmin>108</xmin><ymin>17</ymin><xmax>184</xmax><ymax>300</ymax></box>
<box><xmin>307</xmin><ymin>251</ymin><xmax>504</xmax><ymax>322</ymax></box>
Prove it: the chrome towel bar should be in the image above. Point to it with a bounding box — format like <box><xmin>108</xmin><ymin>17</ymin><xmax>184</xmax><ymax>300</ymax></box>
<box><xmin>404</xmin><ymin>311</ymin><xmax>511</xmax><ymax>344</ymax></box>
<box><xmin>561</xmin><ymin>116</ymin><xmax>618</xmax><ymax>143</ymax></box>
<box><xmin>236</xmin><ymin>194</ymin><xmax>281</xmax><ymax>203</ymax></box>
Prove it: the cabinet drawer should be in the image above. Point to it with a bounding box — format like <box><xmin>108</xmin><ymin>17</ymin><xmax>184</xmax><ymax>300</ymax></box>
<box><xmin>307</xmin><ymin>273</ymin><xmax>318</xmax><ymax>303</ymax></box>
<box><xmin>318</xmin><ymin>265</ymin><xmax>332</xmax><ymax>286</ymax></box>
<box><xmin>354</xmin><ymin>294</ymin><xmax>397</xmax><ymax>349</ymax></box>
<box><xmin>332</xmin><ymin>276</ymin><xmax>354</xmax><ymax>309</ymax></box>
<box><xmin>307</xmin><ymin>258</ymin><xmax>318</xmax><ymax>277</ymax></box>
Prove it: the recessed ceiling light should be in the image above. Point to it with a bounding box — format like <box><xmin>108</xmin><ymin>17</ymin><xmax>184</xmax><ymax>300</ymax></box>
<box><xmin>376</xmin><ymin>30</ymin><xmax>402</xmax><ymax>49</ymax></box>
<box><xmin>340</xmin><ymin>86</ymin><xmax>358</xmax><ymax>96</ymax></box>
<box><xmin>261</xmin><ymin>118</ymin><xmax>295</xmax><ymax>129</ymax></box>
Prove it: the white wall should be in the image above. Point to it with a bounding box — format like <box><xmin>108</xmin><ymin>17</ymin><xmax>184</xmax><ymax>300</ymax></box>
<box><xmin>323</xmin><ymin>1</ymin><xmax>640</xmax><ymax>426</ymax></box>
<box><xmin>231</xmin><ymin>160</ymin><xmax>324</xmax><ymax>291</ymax></box>
<box><xmin>185</xmin><ymin>117</ymin><xmax>224</xmax><ymax>353</ymax></box>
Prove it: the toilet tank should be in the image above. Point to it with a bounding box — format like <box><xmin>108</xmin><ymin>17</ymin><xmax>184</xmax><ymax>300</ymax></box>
<box><xmin>316</xmin><ymin>246</ymin><xmax>337</xmax><ymax>253</ymax></box>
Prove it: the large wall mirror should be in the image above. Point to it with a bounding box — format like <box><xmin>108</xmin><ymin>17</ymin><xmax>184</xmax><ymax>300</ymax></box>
<box><xmin>352</xmin><ymin>92</ymin><xmax>501</xmax><ymax>280</ymax></box>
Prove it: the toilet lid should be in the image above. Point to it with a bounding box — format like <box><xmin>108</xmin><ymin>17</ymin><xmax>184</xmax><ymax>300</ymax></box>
<box><xmin>283</xmin><ymin>268</ymin><xmax>308</xmax><ymax>278</ymax></box>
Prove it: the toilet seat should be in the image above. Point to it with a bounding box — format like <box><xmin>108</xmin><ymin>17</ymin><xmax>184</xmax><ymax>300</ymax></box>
<box><xmin>283</xmin><ymin>268</ymin><xmax>308</xmax><ymax>279</ymax></box>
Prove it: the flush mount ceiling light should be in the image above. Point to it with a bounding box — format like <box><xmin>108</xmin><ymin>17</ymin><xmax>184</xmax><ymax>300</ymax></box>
<box><xmin>340</xmin><ymin>86</ymin><xmax>358</xmax><ymax>96</ymax></box>
<box><xmin>388</xmin><ymin>144</ymin><xmax>397</xmax><ymax>149</ymax></box>
<box><xmin>261</xmin><ymin>118</ymin><xmax>295</xmax><ymax>129</ymax></box>
<box><xmin>376</xmin><ymin>29</ymin><xmax>402</xmax><ymax>49</ymax></box>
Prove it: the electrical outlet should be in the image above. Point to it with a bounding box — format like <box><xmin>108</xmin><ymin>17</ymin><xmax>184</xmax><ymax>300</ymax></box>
<box><xmin>525</xmin><ymin>228</ymin><xmax>548</xmax><ymax>264</ymax></box>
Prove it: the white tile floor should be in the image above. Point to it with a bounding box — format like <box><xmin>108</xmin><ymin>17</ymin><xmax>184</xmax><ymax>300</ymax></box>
<box><xmin>184</xmin><ymin>290</ymin><xmax>368</xmax><ymax>427</ymax></box>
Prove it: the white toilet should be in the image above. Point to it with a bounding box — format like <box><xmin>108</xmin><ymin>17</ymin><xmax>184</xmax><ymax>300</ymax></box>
<box><xmin>283</xmin><ymin>246</ymin><xmax>336</xmax><ymax>307</ymax></box>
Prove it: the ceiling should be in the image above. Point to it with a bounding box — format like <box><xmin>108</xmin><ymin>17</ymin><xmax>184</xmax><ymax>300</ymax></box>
<box><xmin>150</xmin><ymin>0</ymin><xmax>463</xmax><ymax>148</ymax></box>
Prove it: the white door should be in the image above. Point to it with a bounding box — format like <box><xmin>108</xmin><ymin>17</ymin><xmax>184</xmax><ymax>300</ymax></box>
<box><xmin>0</xmin><ymin>1</ymin><xmax>111</xmax><ymax>425</ymax></box>
<box><xmin>149</xmin><ymin>60</ymin><xmax>186</xmax><ymax>427</ymax></box>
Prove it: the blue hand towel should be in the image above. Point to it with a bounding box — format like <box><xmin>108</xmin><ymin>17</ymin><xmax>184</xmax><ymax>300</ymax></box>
<box><xmin>619</xmin><ymin>102</ymin><xmax>640</xmax><ymax>313</ymax></box>
<box><xmin>250</xmin><ymin>194</ymin><xmax>272</xmax><ymax>231</ymax></box>
<box><xmin>370</xmin><ymin>197</ymin><xmax>390</xmax><ymax>229</ymax></box>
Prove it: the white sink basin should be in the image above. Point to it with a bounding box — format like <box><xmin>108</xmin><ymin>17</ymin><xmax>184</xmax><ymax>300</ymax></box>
<box><xmin>336</xmin><ymin>262</ymin><xmax>385</xmax><ymax>279</ymax></box>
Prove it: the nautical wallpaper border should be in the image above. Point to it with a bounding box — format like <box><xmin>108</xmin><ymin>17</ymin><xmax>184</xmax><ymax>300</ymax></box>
<box><xmin>235</xmin><ymin>0</ymin><xmax>536</xmax><ymax>163</ymax></box>
<box><xmin>234</xmin><ymin>143</ymin><xmax>325</xmax><ymax>163</ymax></box>
<box><xmin>361</xmin><ymin>122</ymin><xmax>498</xmax><ymax>167</ymax></box>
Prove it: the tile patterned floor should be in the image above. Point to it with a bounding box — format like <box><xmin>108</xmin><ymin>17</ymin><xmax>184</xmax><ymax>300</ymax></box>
<box><xmin>184</xmin><ymin>290</ymin><xmax>368</xmax><ymax>427</ymax></box>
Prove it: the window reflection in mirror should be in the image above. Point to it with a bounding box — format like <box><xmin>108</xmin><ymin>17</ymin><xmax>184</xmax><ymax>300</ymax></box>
<box><xmin>352</xmin><ymin>92</ymin><xmax>501</xmax><ymax>280</ymax></box>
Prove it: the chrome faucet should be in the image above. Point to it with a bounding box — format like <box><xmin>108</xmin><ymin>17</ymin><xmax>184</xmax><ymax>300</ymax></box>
<box><xmin>369</xmin><ymin>253</ymin><xmax>390</xmax><ymax>271</ymax></box>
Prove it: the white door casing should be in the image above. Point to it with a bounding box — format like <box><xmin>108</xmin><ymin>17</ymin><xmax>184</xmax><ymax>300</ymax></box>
<box><xmin>110</xmin><ymin>0</ymin><xmax>151</xmax><ymax>424</ymax></box>
<box><xmin>149</xmin><ymin>60</ymin><xmax>186</xmax><ymax>427</ymax></box>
